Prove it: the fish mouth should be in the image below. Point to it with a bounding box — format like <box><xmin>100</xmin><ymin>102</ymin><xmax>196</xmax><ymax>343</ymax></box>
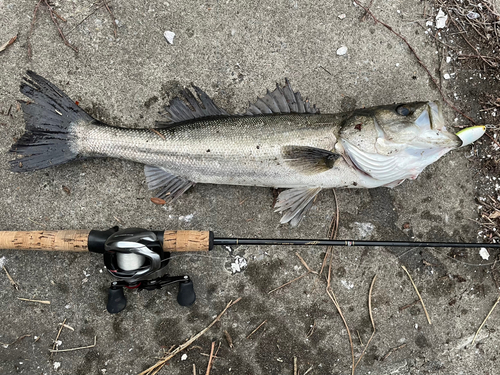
<box><xmin>415</xmin><ymin>101</ymin><xmax>462</xmax><ymax>149</ymax></box>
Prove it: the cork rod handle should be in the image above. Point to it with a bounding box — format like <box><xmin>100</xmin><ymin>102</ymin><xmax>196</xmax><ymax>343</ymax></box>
<box><xmin>162</xmin><ymin>230</ymin><xmax>211</xmax><ymax>252</ymax></box>
<box><xmin>0</xmin><ymin>230</ymin><xmax>91</xmax><ymax>252</ymax></box>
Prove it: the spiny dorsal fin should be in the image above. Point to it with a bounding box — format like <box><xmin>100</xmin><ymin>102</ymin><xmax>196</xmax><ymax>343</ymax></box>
<box><xmin>156</xmin><ymin>79</ymin><xmax>320</xmax><ymax>127</ymax></box>
<box><xmin>244</xmin><ymin>79</ymin><xmax>320</xmax><ymax>115</ymax></box>
<box><xmin>156</xmin><ymin>85</ymin><xmax>229</xmax><ymax>127</ymax></box>
<box><xmin>282</xmin><ymin>146</ymin><xmax>340</xmax><ymax>175</ymax></box>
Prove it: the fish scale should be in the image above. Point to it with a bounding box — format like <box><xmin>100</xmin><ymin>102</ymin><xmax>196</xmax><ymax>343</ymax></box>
<box><xmin>74</xmin><ymin>114</ymin><xmax>341</xmax><ymax>187</ymax></box>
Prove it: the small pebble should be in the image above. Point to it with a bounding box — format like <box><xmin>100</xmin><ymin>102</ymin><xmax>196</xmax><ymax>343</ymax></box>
<box><xmin>336</xmin><ymin>46</ymin><xmax>348</xmax><ymax>56</ymax></box>
<box><xmin>164</xmin><ymin>30</ymin><xmax>175</xmax><ymax>44</ymax></box>
<box><xmin>480</xmin><ymin>248</ymin><xmax>490</xmax><ymax>260</ymax></box>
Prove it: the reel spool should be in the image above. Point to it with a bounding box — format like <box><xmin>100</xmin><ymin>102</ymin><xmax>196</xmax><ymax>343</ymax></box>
<box><xmin>102</xmin><ymin>228</ymin><xmax>196</xmax><ymax>314</ymax></box>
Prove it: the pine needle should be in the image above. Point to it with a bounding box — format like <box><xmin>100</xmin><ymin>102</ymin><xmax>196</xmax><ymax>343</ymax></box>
<box><xmin>402</xmin><ymin>266</ymin><xmax>432</xmax><ymax>324</ymax></box>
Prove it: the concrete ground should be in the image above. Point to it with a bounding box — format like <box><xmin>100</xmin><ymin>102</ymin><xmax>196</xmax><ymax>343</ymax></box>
<box><xmin>0</xmin><ymin>1</ymin><xmax>498</xmax><ymax>374</ymax></box>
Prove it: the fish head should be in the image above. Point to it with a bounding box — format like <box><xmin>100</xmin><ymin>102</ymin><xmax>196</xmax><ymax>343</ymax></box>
<box><xmin>340</xmin><ymin>101</ymin><xmax>462</xmax><ymax>156</ymax></box>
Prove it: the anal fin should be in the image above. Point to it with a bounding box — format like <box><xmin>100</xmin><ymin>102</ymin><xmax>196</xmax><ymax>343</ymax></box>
<box><xmin>144</xmin><ymin>165</ymin><xmax>194</xmax><ymax>202</ymax></box>
<box><xmin>274</xmin><ymin>187</ymin><xmax>322</xmax><ymax>226</ymax></box>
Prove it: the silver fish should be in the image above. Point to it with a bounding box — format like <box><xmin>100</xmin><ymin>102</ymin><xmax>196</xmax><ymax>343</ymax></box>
<box><xmin>10</xmin><ymin>71</ymin><xmax>472</xmax><ymax>225</ymax></box>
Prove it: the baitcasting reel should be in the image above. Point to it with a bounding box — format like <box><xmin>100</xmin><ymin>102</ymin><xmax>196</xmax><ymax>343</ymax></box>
<box><xmin>89</xmin><ymin>227</ymin><xmax>196</xmax><ymax>314</ymax></box>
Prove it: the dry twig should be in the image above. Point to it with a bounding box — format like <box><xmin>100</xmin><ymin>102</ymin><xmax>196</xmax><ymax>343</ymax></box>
<box><xmin>27</xmin><ymin>0</ymin><xmax>77</xmax><ymax>58</ymax></box>
<box><xmin>307</xmin><ymin>320</ymin><xmax>316</xmax><ymax>338</ymax></box>
<box><xmin>472</xmin><ymin>294</ymin><xmax>500</xmax><ymax>344</ymax></box>
<box><xmin>0</xmin><ymin>35</ymin><xmax>17</xmax><ymax>53</ymax></box>
<box><xmin>326</xmin><ymin>260</ymin><xmax>355</xmax><ymax>374</ymax></box>
<box><xmin>27</xmin><ymin>0</ymin><xmax>43</xmax><ymax>58</ymax></box>
<box><xmin>319</xmin><ymin>190</ymin><xmax>339</xmax><ymax>277</ymax></box>
<box><xmin>17</xmin><ymin>297</ymin><xmax>50</xmax><ymax>304</ymax></box>
<box><xmin>268</xmin><ymin>253</ymin><xmax>317</xmax><ymax>293</ymax></box>
<box><xmin>150</xmin><ymin>128</ymin><xmax>166</xmax><ymax>140</ymax></box>
<box><xmin>3</xmin><ymin>266</ymin><xmax>19</xmax><ymax>290</ymax></box>
<box><xmin>1</xmin><ymin>334</ymin><xmax>31</xmax><ymax>348</ymax></box>
<box><xmin>246</xmin><ymin>320</ymin><xmax>267</xmax><ymax>339</ymax></box>
<box><xmin>58</xmin><ymin>323</ymin><xmax>75</xmax><ymax>331</ymax></box>
<box><xmin>102</xmin><ymin>0</ymin><xmax>118</xmax><ymax>37</ymax></box>
<box><xmin>402</xmin><ymin>266</ymin><xmax>432</xmax><ymax>324</ymax></box>
<box><xmin>353</xmin><ymin>275</ymin><xmax>377</xmax><ymax>371</ymax></box>
<box><xmin>49</xmin><ymin>336</ymin><xmax>97</xmax><ymax>353</ymax></box>
<box><xmin>381</xmin><ymin>343</ymin><xmax>407</xmax><ymax>361</ymax></box>
<box><xmin>139</xmin><ymin>298</ymin><xmax>241</xmax><ymax>375</ymax></box>
<box><xmin>399</xmin><ymin>299</ymin><xmax>420</xmax><ymax>312</ymax></box>
<box><xmin>205</xmin><ymin>342</ymin><xmax>216</xmax><ymax>375</ymax></box>
<box><xmin>51</xmin><ymin>318</ymin><xmax>67</xmax><ymax>358</ymax></box>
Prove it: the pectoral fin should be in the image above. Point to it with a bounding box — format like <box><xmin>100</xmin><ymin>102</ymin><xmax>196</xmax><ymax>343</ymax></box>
<box><xmin>274</xmin><ymin>187</ymin><xmax>322</xmax><ymax>226</ymax></box>
<box><xmin>144</xmin><ymin>165</ymin><xmax>194</xmax><ymax>202</ymax></box>
<box><xmin>282</xmin><ymin>146</ymin><xmax>340</xmax><ymax>175</ymax></box>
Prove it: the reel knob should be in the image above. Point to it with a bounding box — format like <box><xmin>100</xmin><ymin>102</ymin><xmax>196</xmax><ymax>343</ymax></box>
<box><xmin>177</xmin><ymin>277</ymin><xmax>196</xmax><ymax>306</ymax></box>
<box><xmin>107</xmin><ymin>282</ymin><xmax>127</xmax><ymax>314</ymax></box>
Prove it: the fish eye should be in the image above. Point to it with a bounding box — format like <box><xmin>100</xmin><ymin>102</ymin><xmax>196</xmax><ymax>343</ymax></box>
<box><xmin>396</xmin><ymin>106</ymin><xmax>411</xmax><ymax>116</ymax></box>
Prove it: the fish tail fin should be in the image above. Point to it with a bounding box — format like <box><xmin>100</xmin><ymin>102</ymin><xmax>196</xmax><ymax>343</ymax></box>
<box><xmin>10</xmin><ymin>71</ymin><xmax>94</xmax><ymax>172</ymax></box>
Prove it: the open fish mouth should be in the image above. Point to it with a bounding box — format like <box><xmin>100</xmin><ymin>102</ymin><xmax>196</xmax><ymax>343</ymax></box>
<box><xmin>418</xmin><ymin>102</ymin><xmax>486</xmax><ymax>148</ymax></box>
<box><xmin>414</xmin><ymin>101</ymin><xmax>462</xmax><ymax>149</ymax></box>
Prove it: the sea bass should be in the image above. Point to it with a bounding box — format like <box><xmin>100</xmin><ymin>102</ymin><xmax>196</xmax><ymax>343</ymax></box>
<box><xmin>10</xmin><ymin>71</ymin><xmax>484</xmax><ymax>225</ymax></box>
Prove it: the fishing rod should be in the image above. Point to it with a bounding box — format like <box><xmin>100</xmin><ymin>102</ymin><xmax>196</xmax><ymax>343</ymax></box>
<box><xmin>1</xmin><ymin>226</ymin><xmax>498</xmax><ymax>314</ymax></box>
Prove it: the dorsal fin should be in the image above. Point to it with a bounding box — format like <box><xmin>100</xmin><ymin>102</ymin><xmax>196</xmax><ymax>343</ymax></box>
<box><xmin>244</xmin><ymin>79</ymin><xmax>320</xmax><ymax>115</ymax></box>
<box><xmin>156</xmin><ymin>85</ymin><xmax>230</xmax><ymax>127</ymax></box>
<box><xmin>156</xmin><ymin>79</ymin><xmax>320</xmax><ymax>128</ymax></box>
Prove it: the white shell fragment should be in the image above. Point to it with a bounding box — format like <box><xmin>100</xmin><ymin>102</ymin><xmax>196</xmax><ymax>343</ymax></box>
<box><xmin>231</xmin><ymin>256</ymin><xmax>248</xmax><ymax>274</ymax></box>
<box><xmin>435</xmin><ymin>9</ymin><xmax>448</xmax><ymax>29</ymax></box>
<box><xmin>181</xmin><ymin>354</ymin><xmax>188</xmax><ymax>361</ymax></box>
<box><xmin>479</xmin><ymin>248</ymin><xmax>490</xmax><ymax>260</ymax></box>
<box><xmin>336</xmin><ymin>46</ymin><xmax>348</xmax><ymax>56</ymax></box>
<box><xmin>443</xmin><ymin>73</ymin><xmax>451</xmax><ymax>80</ymax></box>
<box><xmin>467</xmin><ymin>11</ymin><xmax>480</xmax><ymax>20</ymax></box>
<box><xmin>164</xmin><ymin>31</ymin><xmax>175</xmax><ymax>44</ymax></box>
<box><xmin>456</xmin><ymin>126</ymin><xmax>486</xmax><ymax>147</ymax></box>
<box><xmin>338</xmin><ymin>13</ymin><xmax>346</xmax><ymax>19</ymax></box>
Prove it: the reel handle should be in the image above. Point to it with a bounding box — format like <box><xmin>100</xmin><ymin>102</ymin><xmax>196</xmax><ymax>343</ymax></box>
<box><xmin>0</xmin><ymin>229</ymin><xmax>213</xmax><ymax>253</ymax></box>
<box><xmin>177</xmin><ymin>279</ymin><xmax>196</xmax><ymax>306</ymax></box>
<box><xmin>107</xmin><ymin>283</ymin><xmax>127</xmax><ymax>314</ymax></box>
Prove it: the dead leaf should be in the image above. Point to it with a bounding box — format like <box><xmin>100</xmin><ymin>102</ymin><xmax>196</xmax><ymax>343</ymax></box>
<box><xmin>489</xmin><ymin>211</ymin><xmax>500</xmax><ymax>219</ymax></box>
<box><xmin>150</xmin><ymin>197</ymin><xmax>166</xmax><ymax>205</ymax></box>
<box><xmin>0</xmin><ymin>35</ymin><xmax>17</xmax><ymax>53</ymax></box>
